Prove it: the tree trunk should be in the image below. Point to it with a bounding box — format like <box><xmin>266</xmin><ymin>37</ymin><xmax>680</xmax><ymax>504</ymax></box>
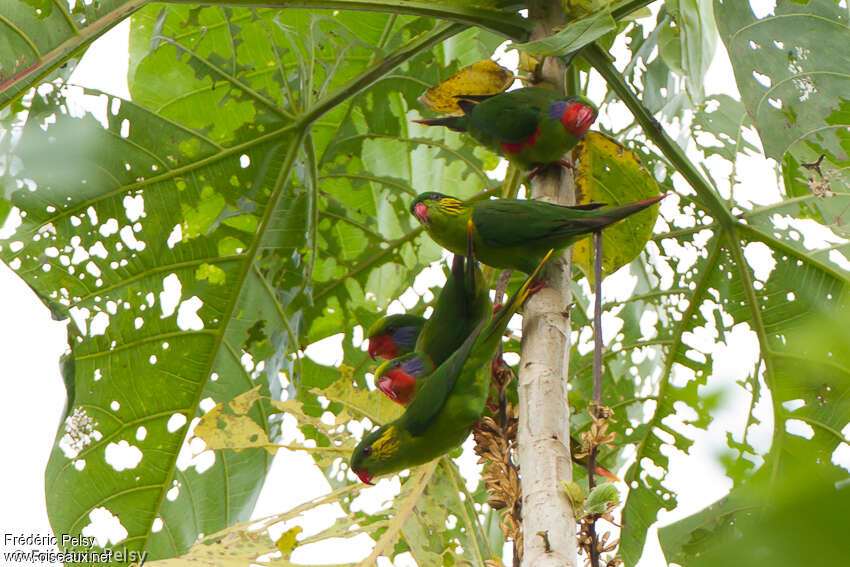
<box><xmin>517</xmin><ymin>2</ymin><xmax>578</xmax><ymax>566</ymax></box>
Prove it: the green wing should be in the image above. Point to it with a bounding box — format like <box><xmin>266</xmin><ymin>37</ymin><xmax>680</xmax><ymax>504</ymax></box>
<box><xmin>467</xmin><ymin>88</ymin><xmax>561</xmax><ymax>143</ymax></box>
<box><xmin>400</xmin><ymin>249</ymin><xmax>553</xmax><ymax>437</ymax></box>
<box><xmin>472</xmin><ymin>199</ymin><xmax>604</xmax><ymax>248</ymax></box>
<box><xmin>416</xmin><ymin>254</ymin><xmax>489</xmax><ymax>365</ymax></box>
<box><xmin>467</xmin><ymin>95</ymin><xmax>541</xmax><ymax>143</ymax></box>
<box><xmin>401</xmin><ymin>320</ymin><xmax>485</xmax><ymax>437</ymax></box>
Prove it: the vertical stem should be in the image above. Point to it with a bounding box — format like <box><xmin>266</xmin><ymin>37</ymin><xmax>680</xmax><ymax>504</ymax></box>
<box><xmin>517</xmin><ymin>2</ymin><xmax>578</xmax><ymax>567</ymax></box>
<box><xmin>592</xmin><ymin>231</ymin><xmax>603</xmax><ymax>405</ymax></box>
<box><xmin>587</xmin><ymin>230</ymin><xmax>604</xmax><ymax>567</ymax></box>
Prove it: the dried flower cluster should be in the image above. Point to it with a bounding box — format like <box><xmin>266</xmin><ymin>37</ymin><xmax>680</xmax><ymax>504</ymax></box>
<box><xmin>474</xmin><ymin>357</ymin><xmax>523</xmax><ymax>563</ymax></box>
<box><xmin>578</xmin><ymin>404</ymin><xmax>617</xmax><ymax>458</ymax></box>
<box><xmin>474</xmin><ymin>404</ymin><xmax>522</xmax><ymax>560</ymax></box>
<box><xmin>577</xmin><ymin>522</ymin><xmax>622</xmax><ymax>567</ymax></box>
<box><xmin>578</xmin><ymin>404</ymin><xmax>620</xmax><ymax>567</ymax></box>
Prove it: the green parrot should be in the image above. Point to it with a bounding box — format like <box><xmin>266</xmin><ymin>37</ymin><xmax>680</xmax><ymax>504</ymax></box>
<box><xmin>365</xmin><ymin>314</ymin><xmax>424</xmax><ymax>360</ymax></box>
<box><xmin>414</xmin><ymin>87</ymin><xmax>597</xmax><ymax>171</ymax></box>
<box><xmin>349</xmin><ymin>248</ymin><xmax>553</xmax><ymax>484</ymax></box>
<box><xmin>410</xmin><ymin>191</ymin><xmax>666</xmax><ymax>274</ymax></box>
<box><xmin>373</xmin><ymin>352</ymin><xmax>435</xmax><ymax>405</ymax></box>
<box><xmin>367</xmin><ymin>252</ymin><xmax>491</xmax><ymax>365</ymax></box>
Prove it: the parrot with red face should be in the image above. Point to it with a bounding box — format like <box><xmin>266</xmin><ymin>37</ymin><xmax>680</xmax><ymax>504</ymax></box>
<box><xmin>366</xmin><ymin>314</ymin><xmax>424</xmax><ymax>361</ymax></box>
<box><xmin>366</xmin><ymin>251</ymin><xmax>490</xmax><ymax>365</ymax></box>
<box><xmin>349</xmin><ymin>250</ymin><xmax>552</xmax><ymax>485</ymax></box>
<box><xmin>414</xmin><ymin>87</ymin><xmax>597</xmax><ymax>171</ymax></box>
<box><xmin>410</xmin><ymin>191</ymin><xmax>666</xmax><ymax>274</ymax></box>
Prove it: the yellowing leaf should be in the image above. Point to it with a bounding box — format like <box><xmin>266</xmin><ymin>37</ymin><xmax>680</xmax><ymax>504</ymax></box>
<box><xmin>571</xmin><ymin>132</ymin><xmax>661</xmax><ymax>282</ymax></box>
<box><xmin>418</xmin><ymin>60</ymin><xmax>514</xmax><ymax>115</ymax></box>
<box><xmin>275</xmin><ymin>526</ymin><xmax>302</xmax><ymax>557</ymax></box>
<box><xmin>315</xmin><ymin>375</ymin><xmax>403</xmax><ymax>426</ymax></box>
<box><xmin>229</xmin><ymin>384</ymin><xmax>263</xmax><ymax>414</ymax></box>
<box><xmin>191</xmin><ymin>386</ymin><xmax>276</xmax><ymax>453</ymax></box>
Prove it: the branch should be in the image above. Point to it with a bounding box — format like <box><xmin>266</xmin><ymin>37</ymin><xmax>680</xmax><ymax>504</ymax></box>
<box><xmin>0</xmin><ymin>0</ymin><xmax>149</xmax><ymax>110</ymax></box>
<box><xmin>169</xmin><ymin>0</ymin><xmax>533</xmax><ymax>39</ymax></box>
<box><xmin>517</xmin><ymin>3</ymin><xmax>578</xmax><ymax>567</ymax></box>
<box><xmin>586</xmin><ymin>231</ymin><xmax>603</xmax><ymax>567</ymax></box>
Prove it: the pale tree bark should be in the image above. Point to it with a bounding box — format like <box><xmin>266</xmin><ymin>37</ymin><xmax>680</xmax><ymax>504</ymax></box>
<box><xmin>517</xmin><ymin>2</ymin><xmax>578</xmax><ymax>566</ymax></box>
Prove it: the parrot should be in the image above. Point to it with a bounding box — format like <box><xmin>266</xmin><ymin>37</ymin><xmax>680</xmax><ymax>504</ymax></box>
<box><xmin>369</xmin><ymin>227</ymin><xmax>492</xmax><ymax>405</ymax></box>
<box><xmin>413</xmin><ymin>87</ymin><xmax>598</xmax><ymax>171</ymax></box>
<box><xmin>366</xmin><ymin>314</ymin><xmax>424</xmax><ymax>361</ymax></box>
<box><xmin>373</xmin><ymin>352</ymin><xmax>435</xmax><ymax>405</ymax></box>
<box><xmin>367</xmin><ymin>251</ymin><xmax>491</xmax><ymax>365</ymax></box>
<box><xmin>410</xmin><ymin>191</ymin><xmax>666</xmax><ymax>274</ymax></box>
<box><xmin>349</xmin><ymin>246</ymin><xmax>553</xmax><ymax>485</ymax></box>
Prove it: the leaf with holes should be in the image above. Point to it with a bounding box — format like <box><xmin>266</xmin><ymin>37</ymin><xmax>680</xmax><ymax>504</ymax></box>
<box><xmin>571</xmin><ymin>132</ymin><xmax>662</xmax><ymax>282</ymax></box>
<box><xmin>0</xmin><ymin>0</ymin><xmax>146</xmax><ymax>109</ymax></box>
<box><xmin>715</xmin><ymin>0</ymin><xmax>850</xmax><ymax>235</ymax></box>
<box><xmin>2</xmin><ymin>5</ymin><xmax>478</xmax><ymax>563</ymax></box>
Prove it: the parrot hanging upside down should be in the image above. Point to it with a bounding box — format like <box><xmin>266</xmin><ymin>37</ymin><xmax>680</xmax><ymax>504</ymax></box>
<box><xmin>410</xmin><ymin>191</ymin><xmax>666</xmax><ymax>274</ymax></box>
<box><xmin>366</xmin><ymin>249</ymin><xmax>491</xmax><ymax>365</ymax></box>
<box><xmin>413</xmin><ymin>87</ymin><xmax>598</xmax><ymax>172</ymax></box>
<box><xmin>366</xmin><ymin>314</ymin><xmax>424</xmax><ymax>361</ymax></box>
<box><xmin>350</xmin><ymin>248</ymin><xmax>553</xmax><ymax>485</ymax></box>
<box><xmin>374</xmin><ymin>352</ymin><xmax>435</xmax><ymax>405</ymax></box>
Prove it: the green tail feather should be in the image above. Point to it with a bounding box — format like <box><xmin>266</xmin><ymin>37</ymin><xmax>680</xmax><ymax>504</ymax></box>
<box><xmin>574</xmin><ymin>194</ymin><xmax>666</xmax><ymax>230</ymax></box>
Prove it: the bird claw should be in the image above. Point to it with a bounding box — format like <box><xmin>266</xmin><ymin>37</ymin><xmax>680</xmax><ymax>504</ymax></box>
<box><xmin>527</xmin><ymin>160</ymin><xmax>575</xmax><ymax>181</ymax></box>
<box><xmin>523</xmin><ymin>279</ymin><xmax>548</xmax><ymax>303</ymax></box>
<box><xmin>491</xmin><ymin>355</ymin><xmax>507</xmax><ymax>376</ymax></box>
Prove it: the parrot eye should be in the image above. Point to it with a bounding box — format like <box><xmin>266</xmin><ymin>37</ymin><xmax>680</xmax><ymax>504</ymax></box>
<box><xmin>362</xmin><ymin>446</ymin><xmax>372</xmax><ymax>457</ymax></box>
<box><xmin>430</xmin><ymin>193</ymin><xmax>441</xmax><ymax>201</ymax></box>
<box><xmin>386</xmin><ymin>325</ymin><xmax>396</xmax><ymax>335</ymax></box>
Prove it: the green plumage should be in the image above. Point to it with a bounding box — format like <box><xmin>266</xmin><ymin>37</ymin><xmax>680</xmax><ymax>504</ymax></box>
<box><xmin>367</xmin><ymin>252</ymin><xmax>491</xmax><ymax>365</ymax></box>
<box><xmin>349</xmin><ymin>251</ymin><xmax>552</xmax><ymax>483</ymax></box>
<box><xmin>415</xmin><ymin>87</ymin><xmax>598</xmax><ymax>170</ymax></box>
<box><xmin>411</xmin><ymin>192</ymin><xmax>665</xmax><ymax>274</ymax></box>
<box><xmin>415</xmin><ymin>253</ymin><xmax>491</xmax><ymax>366</ymax></box>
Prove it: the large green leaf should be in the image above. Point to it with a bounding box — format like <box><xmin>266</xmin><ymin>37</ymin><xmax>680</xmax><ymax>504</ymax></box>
<box><xmin>715</xmin><ymin>0</ymin><xmax>850</xmax><ymax>162</ymax></box>
<box><xmin>1</xmin><ymin>5</ymin><xmax>470</xmax><ymax>564</ymax></box>
<box><xmin>7</xmin><ymin>1</ymin><xmax>850</xmax><ymax>565</ymax></box>
<box><xmin>715</xmin><ymin>0</ymin><xmax>850</xmax><ymax>236</ymax></box>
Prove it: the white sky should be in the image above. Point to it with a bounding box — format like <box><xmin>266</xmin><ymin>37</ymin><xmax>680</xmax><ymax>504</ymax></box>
<box><xmin>1</xmin><ymin>2</ymin><xmax>842</xmax><ymax>566</ymax></box>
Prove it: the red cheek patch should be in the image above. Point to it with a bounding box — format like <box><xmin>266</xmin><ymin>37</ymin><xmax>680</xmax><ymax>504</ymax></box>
<box><xmin>561</xmin><ymin>103</ymin><xmax>596</xmax><ymax>136</ymax></box>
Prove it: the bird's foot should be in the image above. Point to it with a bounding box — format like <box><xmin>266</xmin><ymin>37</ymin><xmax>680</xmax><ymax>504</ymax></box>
<box><xmin>523</xmin><ymin>278</ymin><xmax>548</xmax><ymax>303</ymax></box>
<box><xmin>491</xmin><ymin>355</ymin><xmax>507</xmax><ymax>377</ymax></box>
<box><xmin>527</xmin><ymin>160</ymin><xmax>575</xmax><ymax>181</ymax></box>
